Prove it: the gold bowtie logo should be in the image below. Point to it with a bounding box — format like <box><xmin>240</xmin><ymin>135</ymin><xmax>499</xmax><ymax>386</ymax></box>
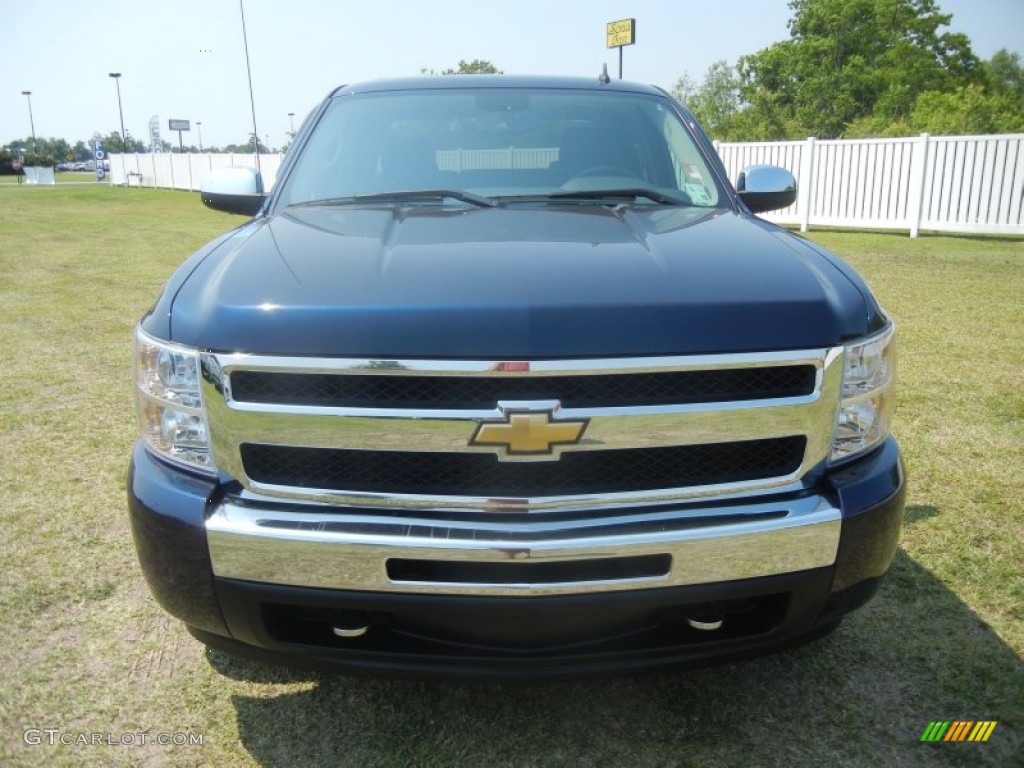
<box><xmin>470</xmin><ymin>409</ymin><xmax>588</xmax><ymax>459</ymax></box>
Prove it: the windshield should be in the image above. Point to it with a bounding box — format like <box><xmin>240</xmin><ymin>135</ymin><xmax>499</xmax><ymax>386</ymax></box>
<box><xmin>276</xmin><ymin>88</ymin><xmax>723</xmax><ymax>209</ymax></box>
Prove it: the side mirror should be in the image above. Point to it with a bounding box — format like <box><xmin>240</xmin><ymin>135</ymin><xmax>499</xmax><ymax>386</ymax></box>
<box><xmin>200</xmin><ymin>167</ymin><xmax>266</xmax><ymax>216</ymax></box>
<box><xmin>736</xmin><ymin>165</ymin><xmax>797</xmax><ymax>213</ymax></box>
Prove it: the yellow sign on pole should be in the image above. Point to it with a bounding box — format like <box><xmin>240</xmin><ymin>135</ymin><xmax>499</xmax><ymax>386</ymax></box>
<box><xmin>606</xmin><ymin>18</ymin><xmax>635</xmax><ymax>48</ymax></box>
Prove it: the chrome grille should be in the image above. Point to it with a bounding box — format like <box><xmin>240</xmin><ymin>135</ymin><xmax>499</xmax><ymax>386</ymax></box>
<box><xmin>201</xmin><ymin>349</ymin><xmax>843</xmax><ymax>512</ymax></box>
<box><xmin>229</xmin><ymin>366</ymin><xmax>817</xmax><ymax>409</ymax></box>
<box><xmin>240</xmin><ymin>437</ymin><xmax>807</xmax><ymax>497</ymax></box>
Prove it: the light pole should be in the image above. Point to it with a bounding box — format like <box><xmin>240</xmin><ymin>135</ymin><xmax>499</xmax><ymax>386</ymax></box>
<box><xmin>21</xmin><ymin>91</ymin><xmax>36</xmax><ymax>155</ymax></box>
<box><xmin>108</xmin><ymin>73</ymin><xmax>127</xmax><ymax>152</ymax></box>
<box><xmin>196</xmin><ymin>121</ymin><xmax>203</xmax><ymax>152</ymax></box>
<box><xmin>288</xmin><ymin>112</ymin><xmax>295</xmax><ymax>137</ymax></box>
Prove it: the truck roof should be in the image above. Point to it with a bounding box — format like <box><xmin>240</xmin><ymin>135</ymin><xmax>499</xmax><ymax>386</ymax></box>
<box><xmin>330</xmin><ymin>75</ymin><xmax>668</xmax><ymax>99</ymax></box>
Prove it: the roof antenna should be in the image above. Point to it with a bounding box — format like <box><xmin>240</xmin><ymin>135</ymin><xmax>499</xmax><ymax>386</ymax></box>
<box><xmin>598</xmin><ymin>63</ymin><xmax>611</xmax><ymax>85</ymax></box>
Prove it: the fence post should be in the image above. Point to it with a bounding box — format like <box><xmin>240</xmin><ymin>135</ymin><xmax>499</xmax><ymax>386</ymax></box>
<box><xmin>908</xmin><ymin>132</ymin><xmax>930</xmax><ymax>238</ymax></box>
<box><xmin>800</xmin><ymin>137</ymin><xmax>817</xmax><ymax>232</ymax></box>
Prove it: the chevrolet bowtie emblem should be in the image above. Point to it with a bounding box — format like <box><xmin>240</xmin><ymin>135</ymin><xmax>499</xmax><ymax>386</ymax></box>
<box><xmin>470</xmin><ymin>405</ymin><xmax>588</xmax><ymax>460</ymax></box>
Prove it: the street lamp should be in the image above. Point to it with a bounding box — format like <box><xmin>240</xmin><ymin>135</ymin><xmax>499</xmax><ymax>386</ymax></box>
<box><xmin>108</xmin><ymin>73</ymin><xmax>127</xmax><ymax>152</ymax></box>
<box><xmin>288</xmin><ymin>112</ymin><xmax>295</xmax><ymax>137</ymax></box>
<box><xmin>196</xmin><ymin>121</ymin><xmax>203</xmax><ymax>152</ymax></box>
<box><xmin>21</xmin><ymin>91</ymin><xmax>36</xmax><ymax>155</ymax></box>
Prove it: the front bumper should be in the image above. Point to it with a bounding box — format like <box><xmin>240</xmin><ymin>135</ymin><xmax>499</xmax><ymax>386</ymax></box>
<box><xmin>205</xmin><ymin>493</ymin><xmax>841</xmax><ymax>596</ymax></box>
<box><xmin>128</xmin><ymin>437</ymin><xmax>905</xmax><ymax>679</ymax></box>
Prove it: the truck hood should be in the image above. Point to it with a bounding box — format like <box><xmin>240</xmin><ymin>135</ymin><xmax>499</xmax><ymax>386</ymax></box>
<box><xmin>166</xmin><ymin>204</ymin><xmax>879</xmax><ymax>357</ymax></box>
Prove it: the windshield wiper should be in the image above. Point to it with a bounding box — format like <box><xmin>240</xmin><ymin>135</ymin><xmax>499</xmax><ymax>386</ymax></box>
<box><xmin>290</xmin><ymin>189</ymin><xmax>499</xmax><ymax>208</ymax></box>
<box><xmin>542</xmin><ymin>188</ymin><xmax>692</xmax><ymax>206</ymax></box>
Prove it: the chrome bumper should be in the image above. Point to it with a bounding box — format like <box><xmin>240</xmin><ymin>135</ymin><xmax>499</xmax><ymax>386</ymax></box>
<box><xmin>207</xmin><ymin>495</ymin><xmax>841</xmax><ymax>596</ymax></box>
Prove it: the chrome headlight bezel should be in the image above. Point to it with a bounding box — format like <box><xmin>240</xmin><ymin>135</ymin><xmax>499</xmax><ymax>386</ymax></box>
<box><xmin>134</xmin><ymin>327</ymin><xmax>216</xmax><ymax>475</ymax></box>
<box><xmin>830</xmin><ymin>322</ymin><xmax>896</xmax><ymax>464</ymax></box>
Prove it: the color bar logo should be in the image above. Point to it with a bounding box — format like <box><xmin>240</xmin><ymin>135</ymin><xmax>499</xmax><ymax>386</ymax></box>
<box><xmin>921</xmin><ymin>721</ymin><xmax>998</xmax><ymax>742</ymax></box>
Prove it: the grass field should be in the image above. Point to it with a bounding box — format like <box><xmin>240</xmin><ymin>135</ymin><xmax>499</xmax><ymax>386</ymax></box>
<box><xmin>1</xmin><ymin>184</ymin><xmax>1021</xmax><ymax>767</ymax></box>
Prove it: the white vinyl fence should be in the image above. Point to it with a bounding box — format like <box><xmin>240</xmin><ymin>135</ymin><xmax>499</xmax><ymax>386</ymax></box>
<box><xmin>108</xmin><ymin>152</ymin><xmax>283</xmax><ymax>193</ymax></box>
<box><xmin>715</xmin><ymin>133</ymin><xmax>1024</xmax><ymax>237</ymax></box>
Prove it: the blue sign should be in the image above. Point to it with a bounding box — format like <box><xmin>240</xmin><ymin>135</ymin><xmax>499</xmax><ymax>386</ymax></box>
<box><xmin>93</xmin><ymin>139</ymin><xmax>105</xmax><ymax>181</ymax></box>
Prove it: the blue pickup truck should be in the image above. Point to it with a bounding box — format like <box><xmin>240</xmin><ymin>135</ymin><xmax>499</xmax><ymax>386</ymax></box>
<box><xmin>129</xmin><ymin>75</ymin><xmax>904</xmax><ymax>679</ymax></box>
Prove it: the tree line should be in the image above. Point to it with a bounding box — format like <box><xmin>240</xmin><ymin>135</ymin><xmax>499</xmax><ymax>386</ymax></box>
<box><xmin>673</xmin><ymin>0</ymin><xmax>1024</xmax><ymax>140</ymax></box>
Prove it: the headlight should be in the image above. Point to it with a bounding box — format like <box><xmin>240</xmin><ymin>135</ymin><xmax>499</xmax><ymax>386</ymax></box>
<box><xmin>831</xmin><ymin>324</ymin><xmax>896</xmax><ymax>463</ymax></box>
<box><xmin>134</xmin><ymin>328</ymin><xmax>215</xmax><ymax>473</ymax></box>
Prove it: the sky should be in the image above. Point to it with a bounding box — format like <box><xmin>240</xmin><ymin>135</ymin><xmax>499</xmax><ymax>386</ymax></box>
<box><xmin>3</xmin><ymin>0</ymin><xmax>1022</xmax><ymax>151</ymax></box>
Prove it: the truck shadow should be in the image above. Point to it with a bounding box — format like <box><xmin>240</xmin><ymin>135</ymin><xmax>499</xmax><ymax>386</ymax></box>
<box><xmin>210</xmin><ymin>549</ymin><xmax>1022</xmax><ymax>766</ymax></box>
<box><xmin>903</xmin><ymin>504</ymin><xmax>939</xmax><ymax>525</ymax></box>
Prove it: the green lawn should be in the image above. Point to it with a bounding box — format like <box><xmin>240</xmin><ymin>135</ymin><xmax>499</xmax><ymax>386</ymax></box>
<box><xmin>1</xmin><ymin>185</ymin><xmax>1021</xmax><ymax>767</ymax></box>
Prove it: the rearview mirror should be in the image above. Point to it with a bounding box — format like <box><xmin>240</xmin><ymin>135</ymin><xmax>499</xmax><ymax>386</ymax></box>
<box><xmin>736</xmin><ymin>165</ymin><xmax>797</xmax><ymax>213</ymax></box>
<box><xmin>200</xmin><ymin>167</ymin><xmax>266</xmax><ymax>216</ymax></box>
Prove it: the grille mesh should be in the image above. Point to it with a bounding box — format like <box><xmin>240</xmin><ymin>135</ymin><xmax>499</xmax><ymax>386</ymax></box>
<box><xmin>229</xmin><ymin>366</ymin><xmax>816</xmax><ymax>409</ymax></box>
<box><xmin>241</xmin><ymin>437</ymin><xmax>807</xmax><ymax>497</ymax></box>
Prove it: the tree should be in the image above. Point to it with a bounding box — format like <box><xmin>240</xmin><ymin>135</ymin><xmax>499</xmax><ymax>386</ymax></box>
<box><xmin>673</xmin><ymin>61</ymin><xmax>805</xmax><ymax>141</ymax></box>
<box><xmin>735</xmin><ymin>0</ymin><xmax>979</xmax><ymax>138</ymax></box>
<box><xmin>670</xmin><ymin>73</ymin><xmax>698</xmax><ymax>105</ymax></box>
<box><xmin>422</xmin><ymin>59</ymin><xmax>502</xmax><ymax>75</ymax></box>
<box><xmin>103</xmin><ymin>131</ymin><xmax>146</xmax><ymax>153</ymax></box>
<box><xmin>445</xmin><ymin>59</ymin><xmax>501</xmax><ymax>74</ymax></box>
<box><xmin>0</xmin><ymin>146</ymin><xmax>22</xmax><ymax>175</ymax></box>
<box><xmin>672</xmin><ymin>61</ymin><xmax>743</xmax><ymax>140</ymax></box>
<box><xmin>909</xmin><ymin>85</ymin><xmax>1024</xmax><ymax>134</ymax></box>
<box><xmin>223</xmin><ymin>135</ymin><xmax>271</xmax><ymax>154</ymax></box>
<box><xmin>72</xmin><ymin>140</ymin><xmax>91</xmax><ymax>162</ymax></box>
<box><xmin>3</xmin><ymin>136</ymin><xmax>73</xmax><ymax>165</ymax></box>
<box><xmin>982</xmin><ymin>48</ymin><xmax>1024</xmax><ymax>99</ymax></box>
<box><xmin>843</xmin><ymin>46</ymin><xmax>1024</xmax><ymax>137</ymax></box>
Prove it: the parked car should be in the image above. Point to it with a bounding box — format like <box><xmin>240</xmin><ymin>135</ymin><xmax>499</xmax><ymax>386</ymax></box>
<box><xmin>130</xmin><ymin>75</ymin><xmax>904</xmax><ymax>679</ymax></box>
